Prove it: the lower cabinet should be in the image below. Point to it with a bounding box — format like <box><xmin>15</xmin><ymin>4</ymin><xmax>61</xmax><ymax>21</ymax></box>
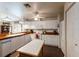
<box><xmin>42</xmin><ymin>35</ymin><xmax>59</xmax><ymax>47</ymax></box>
<box><xmin>11</xmin><ymin>37</ymin><xmax>20</xmax><ymax>52</ymax></box>
<box><xmin>11</xmin><ymin>35</ymin><xmax>31</xmax><ymax>53</ymax></box>
<box><xmin>0</xmin><ymin>34</ymin><xmax>31</xmax><ymax>57</ymax></box>
<box><xmin>24</xmin><ymin>35</ymin><xmax>32</xmax><ymax>44</ymax></box>
<box><xmin>0</xmin><ymin>39</ymin><xmax>12</xmax><ymax>56</ymax></box>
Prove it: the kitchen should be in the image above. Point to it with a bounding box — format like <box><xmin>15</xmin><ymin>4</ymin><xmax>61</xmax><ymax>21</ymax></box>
<box><xmin>0</xmin><ymin>2</ymin><xmax>79</xmax><ymax>57</ymax></box>
<box><xmin>0</xmin><ymin>2</ymin><xmax>63</xmax><ymax>57</ymax></box>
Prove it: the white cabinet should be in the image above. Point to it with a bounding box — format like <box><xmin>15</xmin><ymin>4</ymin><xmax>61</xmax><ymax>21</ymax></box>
<box><xmin>11</xmin><ymin>35</ymin><xmax>26</xmax><ymax>52</ymax></box>
<box><xmin>42</xmin><ymin>35</ymin><xmax>59</xmax><ymax>47</ymax></box>
<box><xmin>17</xmin><ymin>35</ymin><xmax>26</xmax><ymax>48</ymax></box>
<box><xmin>11</xmin><ymin>34</ymin><xmax>31</xmax><ymax>53</ymax></box>
<box><xmin>11</xmin><ymin>23</ymin><xmax>22</xmax><ymax>33</ymax></box>
<box><xmin>0</xmin><ymin>34</ymin><xmax>31</xmax><ymax>57</ymax></box>
<box><xmin>11</xmin><ymin>37</ymin><xmax>20</xmax><ymax>52</ymax></box>
<box><xmin>43</xmin><ymin>21</ymin><xmax>58</xmax><ymax>29</ymax></box>
<box><xmin>0</xmin><ymin>39</ymin><xmax>12</xmax><ymax>56</ymax></box>
<box><xmin>24</xmin><ymin>35</ymin><xmax>32</xmax><ymax>44</ymax></box>
<box><xmin>23</xmin><ymin>20</ymin><xmax>58</xmax><ymax>29</ymax></box>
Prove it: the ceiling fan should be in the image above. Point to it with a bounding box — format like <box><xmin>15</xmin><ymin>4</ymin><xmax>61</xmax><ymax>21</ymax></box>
<box><xmin>24</xmin><ymin>4</ymin><xmax>44</xmax><ymax>21</ymax></box>
<box><xmin>33</xmin><ymin>11</ymin><xmax>40</xmax><ymax>20</ymax></box>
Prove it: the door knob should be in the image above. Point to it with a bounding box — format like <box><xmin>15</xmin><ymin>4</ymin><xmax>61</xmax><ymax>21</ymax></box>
<box><xmin>75</xmin><ymin>44</ymin><xmax>78</xmax><ymax>46</ymax></box>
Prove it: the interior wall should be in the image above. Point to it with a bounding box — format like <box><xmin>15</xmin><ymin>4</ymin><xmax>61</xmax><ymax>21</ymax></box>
<box><xmin>60</xmin><ymin>20</ymin><xmax>66</xmax><ymax>56</ymax></box>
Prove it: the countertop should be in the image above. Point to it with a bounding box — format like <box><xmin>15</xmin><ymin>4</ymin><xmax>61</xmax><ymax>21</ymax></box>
<box><xmin>0</xmin><ymin>32</ymin><xmax>30</xmax><ymax>40</ymax></box>
<box><xmin>17</xmin><ymin>39</ymin><xmax>44</xmax><ymax>56</ymax></box>
<box><xmin>0</xmin><ymin>32</ymin><xmax>59</xmax><ymax>41</ymax></box>
<box><xmin>42</xmin><ymin>32</ymin><xmax>59</xmax><ymax>35</ymax></box>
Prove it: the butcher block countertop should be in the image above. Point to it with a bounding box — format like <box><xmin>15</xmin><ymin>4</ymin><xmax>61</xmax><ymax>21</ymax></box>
<box><xmin>17</xmin><ymin>39</ymin><xmax>44</xmax><ymax>57</ymax></box>
<box><xmin>42</xmin><ymin>32</ymin><xmax>59</xmax><ymax>35</ymax></box>
<box><xmin>0</xmin><ymin>32</ymin><xmax>30</xmax><ymax>40</ymax></box>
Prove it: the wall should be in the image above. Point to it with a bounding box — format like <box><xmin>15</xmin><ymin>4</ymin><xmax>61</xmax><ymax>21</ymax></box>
<box><xmin>60</xmin><ymin>20</ymin><xmax>66</xmax><ymax>56</ymax></box>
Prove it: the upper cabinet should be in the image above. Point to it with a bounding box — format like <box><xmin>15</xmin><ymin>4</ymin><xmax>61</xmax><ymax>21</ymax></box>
<box><xmin>22</xmin><ymin>20</ymin><xmax>58</xmax><ymax>29</ymax></box>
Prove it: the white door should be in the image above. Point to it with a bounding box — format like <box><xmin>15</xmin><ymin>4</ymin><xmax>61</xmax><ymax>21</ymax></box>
<box><xmin>67</xmin><ymin>3</ymin><xmax>75</xmax><ymax>57</ymax></box>
<box><xmin>72</xmin><ymin>3</ymin><xmax>79</xmax><ymax>56</ymax></box>
<box><xmin>67</xmin><ymin>2</ymin><xmax>79</xmax><ymax>57</ymax></box>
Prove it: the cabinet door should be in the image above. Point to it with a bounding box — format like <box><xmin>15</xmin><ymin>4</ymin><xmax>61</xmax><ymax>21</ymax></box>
<box><xmin>24</xmin><ymin>35</ymin><xmax>31</xmax><ymax>44</ymax></box>
<box><xmin>42</xmin><ymin>35</ymin><xmax>58</xmax><ymax>46</ymax></box>
<box><xmin>45</xmin><ymin>35</ymin><xmax>58</xmax><ymax>46</ymax></box>
<box><xmin>0</xmin><ymin>42</ymin><xmax>2</xmax><ymax>56</ymax></box>
<box><xmin>11</xmin><ymin>36</ymin><xmax>26</xmax><ymax>53</ymax></box>
<box><xmin>11</xmin><ymin>37</ymin><xmax>20</xmax><ymax>51</ymax></box>
<box><xmin>1</xmin><ymin>39</ymin><xmax>11</xmax><ymax>56</ymax></box>
<box><xmin>18</xmin><ymin>35</ymin><xmax>26</xmax><ymax>47</ymax></box>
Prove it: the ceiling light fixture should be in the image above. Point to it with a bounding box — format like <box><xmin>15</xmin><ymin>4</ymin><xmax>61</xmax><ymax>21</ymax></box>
<box><xmin>34</xmin><ymin>17</ymin><xmax>38</xmax><ymax>20</ymax></box>
<box><xmin>33</xmin><ymin>11</ymin><xmax>40</xmax><ymax>21</ymax></box>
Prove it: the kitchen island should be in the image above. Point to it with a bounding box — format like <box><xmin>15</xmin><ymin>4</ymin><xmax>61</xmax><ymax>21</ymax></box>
<box><xmin>0</xmin><ymin>32</ymin><xmax>31</xmax><ymax>57</ymax></box>
<box><xmin>17</xmin><ymin>39</ymin><xmax>44</xmax><ymax>57</ymax></box>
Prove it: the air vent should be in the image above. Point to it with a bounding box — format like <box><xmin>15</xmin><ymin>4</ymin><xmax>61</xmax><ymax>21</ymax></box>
<box><xmin>14</xmin><ymin>21</ymin><xmax>19</xmax><ymax>23</ymax></box>
<box><xmin>24</xmin><ymin>4</ymin><xmax>31</xmax><ymax>8</ymax></box>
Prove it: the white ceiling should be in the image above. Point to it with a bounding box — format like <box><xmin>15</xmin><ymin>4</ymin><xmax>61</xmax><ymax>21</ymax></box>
<box><xmin>23</xmin><ymin>2</ymin><xmax>64</xmax><ymax>20</ymax></box>
<box><xmin>0</xmin><ymin>2</ymin><xmax>64</xmax><ymax>21</ymax></box>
